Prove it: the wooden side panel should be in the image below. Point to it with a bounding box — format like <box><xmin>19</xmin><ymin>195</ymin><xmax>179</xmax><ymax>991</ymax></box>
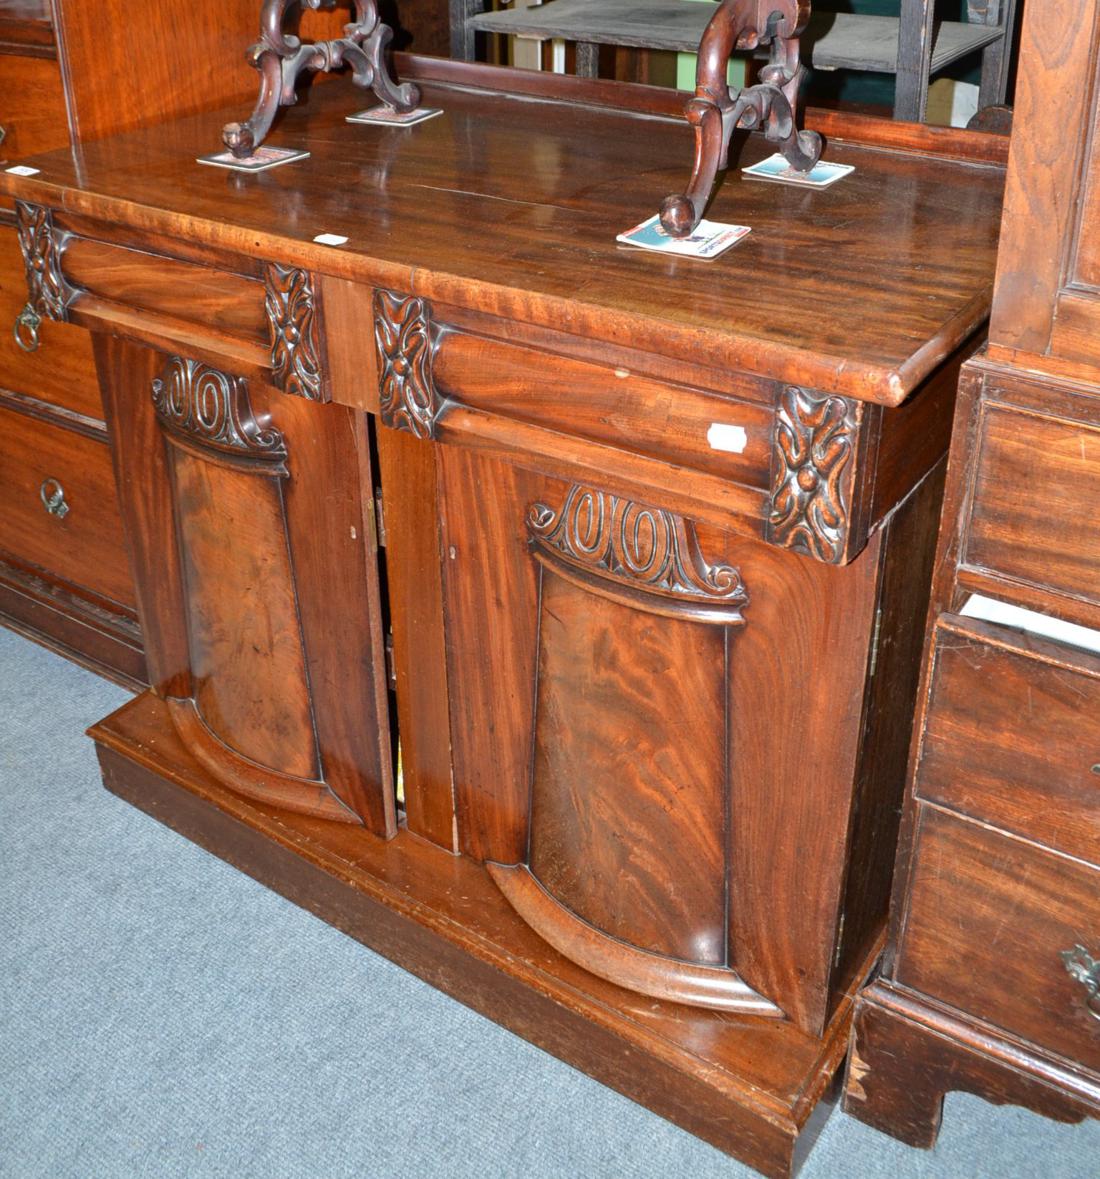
<box><xmin>897</xmin><ymin>808</ymin><xmax>1100</xmax><ymax>1074</ymax></box>
<box><xmin>528</xmin><ymin>573</ymin><xmax>728</xmax><ymax>964</ymax></box>
<box><xmin>170</xmin><ymin>448</ymin><xmax>319</xmax><ymax>781</ymax></box>
<box><xmin>718</xmin><ymin>521</ymin><xmax>881</xmax><ymax>1033</ymax></box>
<box><xmin>831</xmin><ymin>462</ymin><xmax>945</xmax><ymax>997</ymax></box>
<box><xmin>988</xmin><ymin>3</ymin><xmax>1100</xmax><ymax>354</ymax></box>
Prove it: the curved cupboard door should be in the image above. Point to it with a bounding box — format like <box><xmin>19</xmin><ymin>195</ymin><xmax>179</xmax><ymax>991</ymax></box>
<box><xmin>96</xmin><ymin>338</ymin><xmax>395</xmax><ymax>835</ymax></box>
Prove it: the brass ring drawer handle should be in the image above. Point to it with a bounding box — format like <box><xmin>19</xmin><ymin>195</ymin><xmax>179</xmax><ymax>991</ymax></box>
<box><xmin>39</xmin><ymin>478</ymin><xmax>70</xmax><ymax>520</ymax></box>
<box><xmin>1061</xmin><ymin>945</ymin><xmax>1100</xmax><ymax>1021</ymax></box>
<box><xmin>14</xmin><ymin>303</ymin><xmax>41</xmax><ymax>353</ymax></box>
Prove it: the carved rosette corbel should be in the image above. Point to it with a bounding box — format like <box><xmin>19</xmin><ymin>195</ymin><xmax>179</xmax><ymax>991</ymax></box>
<box><xmin>264</xmin><ymin>263</ymin><xmax>328</xmax><ymax>401</ymax></box>
<box><xmin>373</xmin><ymin>289</ymin><xmax>443</xmax><ymax>440</ymax></box>
<box><xmin>152</xmin><ymin>355</ymin><xmax>288</xmax><ymax>473</ymax></box>
<box><xmin>528</xmin><ymin>484</ymin><xmax>748</xmax><ymax>623</ymax></box>
<box><xmin>766</xmin><ymin>385</ymin><xmax>860</xmax><ymax>564</ymax></box>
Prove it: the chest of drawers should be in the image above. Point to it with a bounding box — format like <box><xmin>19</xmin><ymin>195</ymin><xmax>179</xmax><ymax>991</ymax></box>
<box><xmin>1</xmin><ymin>56</ymin><xmax>1007</xmax><ymax>1178</ymax></box>
<box><xmin>843</xmin><ymin>0</ymin><xmax>1100</xmax><ymax>1148</ymax></box>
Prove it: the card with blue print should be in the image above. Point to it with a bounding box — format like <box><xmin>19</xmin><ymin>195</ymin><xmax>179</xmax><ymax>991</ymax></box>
<box><xmin>742</xmin><ymin>153</ymin><xmax>855</xmax><ymax>188</ymax></box>
<box><xmin>616</xmin><ymin>215</ymin><xmax>751</xmax><ymax>260</ymax></box>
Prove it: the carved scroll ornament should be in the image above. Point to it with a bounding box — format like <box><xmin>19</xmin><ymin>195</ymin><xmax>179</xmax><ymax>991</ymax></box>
<box><xmin>152</xmin><ymin>356</ymin><xmax>287</xmax><ymax>469</ymax></box>
<box><xmin>265</xmin><ymin>263</ymin><xmax>326</xmax><ymax>401</ymax></box>
<box><xmin>660</xmin><ymin>1</ymin><xmax>822</xmax><ymax>237</ymax></box>
<box><xmin>222</xmin><ymin>0</ymin><xmax>420</xmax><ymax>158</ymax></box>
<box><xmin>768</xmin><ymin>385</ymin><xmax>856</xmax><ymax>563</ymax></box>
<box><xmin>373</xmin><ymin>289</ymin><xmax>442</xmax><ymax>440</ymax></box>
<box><xmin>528</xmin><ymin>484</ymin><xmax>748</xmax><ymax>621</ymax></box>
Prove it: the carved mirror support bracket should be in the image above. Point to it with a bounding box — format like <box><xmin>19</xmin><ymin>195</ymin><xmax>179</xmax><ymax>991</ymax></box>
<box><xmin>766</xmin><ymin>385</ymin><xmax>862</xmax><ymax>564</ymax></box>
<box><xmin>14</xmin><ymin>201</ymin><xmax>76</xmax><ymax>350</ymax></box>
<box><xmin>659</xmin><ymin>0</ymin><xmax>822</xmax><ymax>237</ymax></box>
<box><xmin>265</xmin><ymin>263</ymin><xmax>328</xmax><ymax>401</ymax></box>
<box><xmin>152</xmin><ymin>355</ymin><xmax>289</xmax><ymax>474</ymax></box>
<box><xmin>222</xmin><ymin>0</ymin><xmax>420</xmax><ymax>158</ymax></box>
<box><xmin>373</xmin><ymin>288</ymin><xmax>444</xmax><ymax>440</ymax></box>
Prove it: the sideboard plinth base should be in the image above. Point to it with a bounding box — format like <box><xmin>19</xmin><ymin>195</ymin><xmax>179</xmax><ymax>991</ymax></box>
<box><xmin>90</xmin><ymin>688</ymin><xmax>874</xmax><ymax>1179</ymax></box>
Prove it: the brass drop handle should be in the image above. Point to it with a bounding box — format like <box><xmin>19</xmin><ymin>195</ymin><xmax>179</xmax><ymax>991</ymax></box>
<box><xmin>1061</xmin><ymin>945</ymin><xmax>1100</xmax><ymax>1022</ymax></box>
<box><xmin>14</xmin><ymin>303</ymin><xmax>41</xmax><ymax>353</ymax></box>
<box><xmin>39</xmin><ymin>478</ymin><xmax>69</xmax><ymax>520</ymax></box>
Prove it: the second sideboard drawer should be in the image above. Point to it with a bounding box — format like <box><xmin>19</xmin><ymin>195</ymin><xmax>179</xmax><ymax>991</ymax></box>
<box><xmin>899</xmin><ymin>807</ymin><xmax>1100</xmax><ymax>1072</ymax></box>
<box><xmin>915</xmin><ymin>616</ymin><xmax>1100</xmax><ymax>865</ymax></box>
<box><xmin>0</xmin><ymin>405</ymin><xmax>135</xmax><ymax>609</ymax></box>
<box><xmin>962</xmin><ymin>399</ymin><xmax>1100</xmax><ymax>611</ymax></box>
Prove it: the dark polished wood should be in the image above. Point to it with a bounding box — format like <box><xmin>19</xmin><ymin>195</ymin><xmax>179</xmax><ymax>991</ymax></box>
<box><xmin>222</xmin><ymin>0</ymin><xmax>420</xmax><ymax>158</ymax></box>
<box><xmin>2</xmin><ymin>58</ymin><xmax>1007</xmax><ymax>1179</ymax></box>
<box><xmin>659</xmin><ymin>0</ymin><xmax>821</xmax><ymax>237</ymax></box>
<box><xmin>0</xmin><ymin>64</ymin><xmax>1005</xmax><ymax>409</ymax></box>
<box><xmin>843</xmin><ymin>0</ymin><xmax>1100</xmax><ymax>1152</ymax></box>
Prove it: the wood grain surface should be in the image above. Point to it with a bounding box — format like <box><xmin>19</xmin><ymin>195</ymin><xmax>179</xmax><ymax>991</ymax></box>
<box><xmin>0</xmin><ymin>61</ymin><xmax>1005</xmax><ymax>406</ymax></box>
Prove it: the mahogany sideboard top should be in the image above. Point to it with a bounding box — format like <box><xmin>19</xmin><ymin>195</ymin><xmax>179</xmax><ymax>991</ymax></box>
<box><xmin>0</xmin><ymin>57</ymin><xmax>1006</xmax><ymax>408</ymax></box>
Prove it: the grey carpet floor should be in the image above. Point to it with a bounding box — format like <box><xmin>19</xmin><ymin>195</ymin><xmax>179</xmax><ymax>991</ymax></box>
<box><xmin>0</xmin><ymin>625</ymin><xmax>1095</xmax><ymax>1179</ymax></box>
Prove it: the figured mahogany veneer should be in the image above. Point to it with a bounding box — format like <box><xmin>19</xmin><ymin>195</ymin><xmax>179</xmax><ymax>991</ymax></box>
<box><xmin>2</xmin><ymin>57</ymin><xmax>1008</xmax><ymax>1179</ymax></box>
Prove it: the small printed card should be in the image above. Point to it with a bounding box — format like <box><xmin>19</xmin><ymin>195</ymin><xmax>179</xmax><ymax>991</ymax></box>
<box><xmin>616</xmin><ymin>214</ymin><xmax>751</xmax><ymax>260</ymax></box>
<box><xmin>5</xmin><ymin>164</ymin><xmax>40</xmax><ymax>177</ymax></box>
<box><xmin>346</xmin><ymin>106</ymin><xmax>443</xmax><ymax>127</ymax></box>
<box><xmin>742</xmin><ymin>153</ymin><xmax>854</xmax><ymax>189</ymax></box>
<box><xmin>196</xmin><ymin>146</ymin><xmax>310</xmax><ymax>173</ymax></box>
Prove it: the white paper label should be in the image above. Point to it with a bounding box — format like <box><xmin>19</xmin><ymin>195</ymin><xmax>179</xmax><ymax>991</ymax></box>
<box><xmin>6</xmin><ymin>165</ymin><xmax>40</xmax><ymax>177</ymax></box>
<box><xmin>707</xmin><ymin>423</ymin><xmax>748</xmax><ymax>454</ymax></box>
<box><xmin>313</xmin><ymin>233</ymin><xmax>348</xmax><ymax>246</ymax></box>
<box><xmin>959</xmin><ymin>594</ymin><xmax>1100</xmax><ymax>656</ymax></box>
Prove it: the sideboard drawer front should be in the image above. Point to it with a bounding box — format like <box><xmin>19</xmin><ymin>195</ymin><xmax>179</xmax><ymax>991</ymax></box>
<box><xmin>899</xmin><ymin>808</ymin><xmax>1100</xmax><ymax>1072</ymax></box>
<box><xmin>916</xmin><ymin>617</ymin><xmax>1100</xmax><ymax>865</ymax></box>
<box><xmin>61</xmin><ymin>238</ymin><xmax>269</xmax><ymax>345</ymax></box>
<box><xmin>433</xmin><ymin>329</ymin><xmax>775</xmax><ymax>489</ymax></box>
<box><xmin>0</xmin><ymin>405</ymin><xmax>134</xmax><ymax>608</ymax></box>
<box><xmin>0</xmin><ymin>225</ymin><xmax>104</xmax><ymax>420</ymax></box>
<box><xmin>0</xmin><ymin>55</ymin><xmax>71</xmax><ymax>162</ymax></box>
<box><xmin>963</xmin><ymin>400</ymin><xmax>1100</xmax><ymax>609</ymax></box>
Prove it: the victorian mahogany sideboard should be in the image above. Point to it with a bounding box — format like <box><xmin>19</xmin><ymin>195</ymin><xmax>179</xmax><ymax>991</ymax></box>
<box><xmin>0</xmin><ymin>0</ymin><xmax>348</xmax><ymax>684</ymax></box>
<box><xmin>1</xmin><ymin>57</ymin><xmax>1007</xmax><ymax>1177</ymax></box>
<box><xmin>843</xmin><ymin>0</ymin><xmax>1100</xmax><ymax>1148</ymax></box>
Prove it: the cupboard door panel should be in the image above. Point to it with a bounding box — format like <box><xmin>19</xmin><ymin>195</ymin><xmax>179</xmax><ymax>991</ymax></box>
<box><xmin>528</xmin><ymin>563</ymin><xmax>729</xmax><ymax>965</ymax></box>
<box><xmin>98</xmin><ymin>338</ymin><xmax>394</xmax><ymax>834</ymax></box>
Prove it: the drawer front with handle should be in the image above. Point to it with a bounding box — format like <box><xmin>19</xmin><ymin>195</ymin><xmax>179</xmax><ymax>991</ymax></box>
<box><xmin>898</xmin><ymin>806</ymin><xmax>1100</xmax><ymax>1072</ymax></box>
<box><xmin>0</xmin><ymin>404</ymin><xmax>135</xmax><ymax>608</ymax></box>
